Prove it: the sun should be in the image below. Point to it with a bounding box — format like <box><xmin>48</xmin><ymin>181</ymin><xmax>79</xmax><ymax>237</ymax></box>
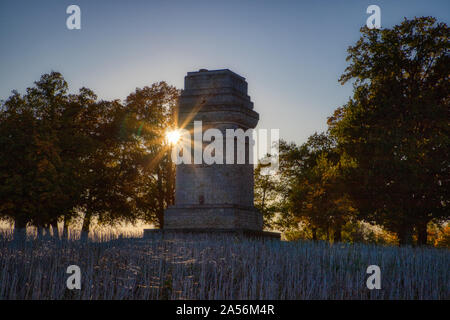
<box><xmin>166</xmin><ymin>129</ymin><xmax>181</xmax><ymax>144</ymax></box>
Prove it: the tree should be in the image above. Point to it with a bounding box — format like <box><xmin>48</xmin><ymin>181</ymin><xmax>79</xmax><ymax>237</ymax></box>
<box><xmin>0</xmin><ymin>72</ymin><xmax>100</xmax><ymax>237</ymax></box>
<box><xmin>0</xmin><ymin>91</ymin><xmax>38</xmax><ymax>238</ymax></box>
<box><xmin>329</xmin><ymin>17</ymin><xmax>449</xmax><ymax>245</ymax></box>
<box><xmin>77</xmin><ymin>99</ymin><xmax>143</xmax><ymax>237</ymax></box>
<box><xmin>1</xmin><ymin>73</ymin><xmax>179</xmax><ymax>236</ymax></box>
<box><xmin>124</xmin><ymin>82</ymin><xmax>178</xmax><ymax>228</ymax></box>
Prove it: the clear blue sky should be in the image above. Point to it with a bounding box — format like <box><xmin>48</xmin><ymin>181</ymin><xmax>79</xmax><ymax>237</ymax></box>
<box><xmin>1</xmin><ymin>0</ymin><xmax>449</xmax><ymax>144</ymax></box>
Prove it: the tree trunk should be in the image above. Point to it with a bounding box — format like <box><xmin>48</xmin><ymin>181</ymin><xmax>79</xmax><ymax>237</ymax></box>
<box><xmin>51</xmin><ymin>220</ymin><xmax>59</xmax><ymax>239</ymax></box>
<box><xmin>333</xmin><ymin>224</ymin><xmax>342</xmax><ymax>243</ymax></box>
<box><xmin>37</xmin><ymin>226</ymin><xmax>44</xmax><ymax>238</ymax></box>
<box><xmin>81</xmin><ymin>211</ymin><xmax>92</xmax><ymax>240</ymax></box>
<box><xmin>398</xmin><ymin>225</ymin><xmax>414</xmax><ymax>246</ymax></box>
<box><xmin>312</xmin><ymin>228</ymin><xmax>317</xmax><ymax>241</ymax></box>
<box><xmin>416</xmin><ymin>220</ymin><xmax>429</xmax><ymax>246</ymax></box>
<box><xmin>13</xmin><ymin>216</ymin><xmax>27</xmax><ymax>241</ymax></box>
<box><xmin>157</xmin><ymin>209</ymin><xmax>164</xmax><ymax>229</ymax></box>
<box><xmin>62</xmin><ymin>216</ymin><xmax>69</xmax><ymax>240</ymax></box>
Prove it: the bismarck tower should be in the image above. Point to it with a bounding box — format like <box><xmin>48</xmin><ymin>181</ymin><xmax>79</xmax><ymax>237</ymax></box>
<box><xmin>145</xmin><ymin>69</ymin><xmax>279</xmax><ymax>239</ymax></box>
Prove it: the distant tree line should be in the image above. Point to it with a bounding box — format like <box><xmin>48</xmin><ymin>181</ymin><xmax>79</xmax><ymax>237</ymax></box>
<box><xmin>255</xmin><ymin>17</ymin><xmax>449</xmax><ymax>246</ymax></box>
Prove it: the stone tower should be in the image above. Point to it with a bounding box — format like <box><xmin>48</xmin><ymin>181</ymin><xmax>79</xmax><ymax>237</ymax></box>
<box><xmin>146</xmin><ymin>69</ymin><xmax>279</xmax><ymax>238</ymax></box>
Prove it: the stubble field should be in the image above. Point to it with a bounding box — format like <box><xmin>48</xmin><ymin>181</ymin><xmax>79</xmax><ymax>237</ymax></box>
<box><xmin>0</xmin><ymin>230</ymin><xmax>448</xmax><ymax>299</ymax></box>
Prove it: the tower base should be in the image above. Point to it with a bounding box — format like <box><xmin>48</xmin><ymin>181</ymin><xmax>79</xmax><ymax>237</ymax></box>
<box><xmin>163</xmin><ymin>204</ymin><xmax>264</xmax><ymax>230</ymax></box>
<box><xmin>143</xmin><ymin>228</ymin><xmax>280</xmax><ymax>240</ymax></box>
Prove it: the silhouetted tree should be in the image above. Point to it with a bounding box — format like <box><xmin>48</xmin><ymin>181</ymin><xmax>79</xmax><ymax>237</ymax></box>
<box><xmin>0</xmin><ymin>73</ymin><xmax>179</xmax><ymax>238</ymax></box>
<box><xmin>278</xmin><ymin>134</ymin><xmax>355</xmax><ymax>241</ymax></box>
<box><xmin>0</xmin><ymin>72</ymin><xmax>99</xmax><ymax>237</ymax></box>
<box><xmin>124</xmin><ymin>82</ymin><xmax>178</xmax><ymax>228</ymax></box>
